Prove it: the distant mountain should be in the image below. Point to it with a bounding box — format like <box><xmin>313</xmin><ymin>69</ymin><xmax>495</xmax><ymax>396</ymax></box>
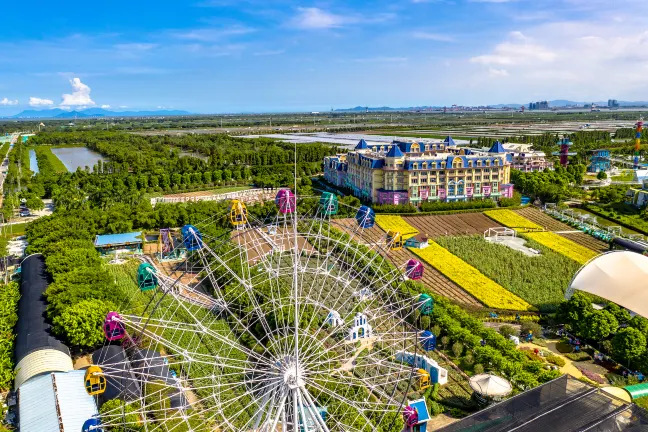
<box><xmin>10</xmin><ymin>108</ymin><xmax>192</xmax><ymax>119</ymax></box>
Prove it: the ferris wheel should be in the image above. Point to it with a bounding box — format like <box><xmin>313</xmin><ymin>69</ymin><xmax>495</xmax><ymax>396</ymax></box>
<box><xmin>82</xmin><ymin>190</ymin><xmax>434</xmax><ymax>432</ymax></box>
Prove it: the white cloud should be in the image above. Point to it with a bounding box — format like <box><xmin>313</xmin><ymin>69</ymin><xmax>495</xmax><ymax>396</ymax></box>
<box><xmin>29</xmin><ymin>97</ymin><xmax>54</xmax><ymax>107</ymax></box>
<box><xmin>291</xmin><ymin>7</ymin><xmax>394</xmax><ymax>30</ymax></box>
<box><xmin>0</xmin><ymin>98</ymin><xmax>18</xmax><ymax>106</ymax></box>
<box><xmin>412</xmin><ymin>32</ymin><xmax>455</xmax><ymax>42</ymax></box>
<box><xmin>488</xmin><ymin>67</ymin><xmax>509</xmax><ymax>76</ymax></box>
<box><xmin>293</xmin><ymin>7</ymin><xmax>347</xmax><ymax>29</ymax></box>
<box><xmin>173</xmin><ymin>26</ymin><xmax>255</xmax><ymax>42</ymax></box>
<box><xmin>465</xmin><ymin>18</ymin><xmax>648</xmax><ymax>101</ymax></box>
<box><xmin>61</xmin><ymin>77</ymin><xmax>95</xmax><ymax>107</ymax></box>
<box><xmin>253</xmin><ymin>49</ymin><xmax>286</xmax><ymax>56</ymax></box>
<box><xmin>101</xmin><ymin>104</ymin><xmax>111</xmax><ymax>109</ymax></box>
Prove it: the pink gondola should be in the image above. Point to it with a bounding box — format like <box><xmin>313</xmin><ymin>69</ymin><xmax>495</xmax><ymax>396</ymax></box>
<box><xmin>406</xmin><ymin>259</ymin><xmax>424</xmax><ymax>280</ymax></box>
<box><xmin>403</xmin><ymin>405</ymin><xmax>418</xmax><ymax>427</ymax></box>
<box><xmin>275</xmin><ymin>189</ymin><xmax>296</xmax><ymax>214</ymax></box>
<box><xmin>104</xmin><ymin>312</ymin><xmax>125</xmax><ymax>341</ymax></box>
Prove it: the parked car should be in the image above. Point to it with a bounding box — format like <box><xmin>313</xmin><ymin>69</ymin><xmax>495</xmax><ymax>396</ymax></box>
<box><xmin>19</xmin><ymin>209</ymin><xmax>30</xmax><ymax>217</ymax></box>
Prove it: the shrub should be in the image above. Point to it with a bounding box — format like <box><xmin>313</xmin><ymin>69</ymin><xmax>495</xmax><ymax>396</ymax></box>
<box><xmin>372</xmin><ymin>204</ymin><xmax>418</xmax><ymax>214</ymax></box>
<box><xmin>499</xmin><ymin>325</ymin><xmax>516</xmax><ymax>339</ymax></box>
<box><xmin>473</xmin><ymin>364</ymin><xmax>484</xmax><ymax>374</ymax></box>
<box><xmin>546</xmin><ymin>355</ymin><xmax>566</xmax><ymax>367</ymax></box>
<box><xmin>565</xmin><ymin>352</ymin><xmax>592</xmax><ymax>362</ymax></box>
<box><xmin>419</xmin><ymin>199</ymin><xmax>496</xmax><ymax>212</ymax></box>
<box><xmin>520</xmin><ymin>321</ymin><xmax>542</xmax><ymax>338</ymax></box>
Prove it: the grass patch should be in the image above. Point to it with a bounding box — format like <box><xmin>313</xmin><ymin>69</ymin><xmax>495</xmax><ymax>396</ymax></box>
<box><xmin>411</xmin><ymin>239</ymin><xmax>532</xmax><ymax>311</ymax></box>
<box><xmin>35</xmin><ymin>146</ymin><xmax>67</xmax><ymax>173</ymax></box>
<box><xmin>612</xmin><ymin>172</ymin><xmax>635</xmax><ymax>181</ymax></box>
<box><xmin>586</xmin><ymin>202</ymin><xmax>648</xmax><ymax>234</ymax></box>
<box><xmin>0</xmin><ymin>222</ymin><xmax>28</xmax><ymax>238</ymax></box>
<box><xmin>212</xmin><ymin>185</ymin><xmax>252</xmax><ymax>194</ymax></box>
<box><xmin>436</xmin><ymin>235</ymin><xmax>580</xmax><ymax>311</ymax></box>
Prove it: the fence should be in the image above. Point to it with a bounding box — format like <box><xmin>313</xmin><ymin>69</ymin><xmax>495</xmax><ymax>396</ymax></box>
<box><xmin>150</xmin><ymin>188</ymin><xmax>279</xmax><ymax>206</ymax></box>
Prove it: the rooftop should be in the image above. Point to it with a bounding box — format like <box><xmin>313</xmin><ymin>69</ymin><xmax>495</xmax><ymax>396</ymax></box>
<box><xmin>94</xmin><ymin>231</ymin><xmax>143</xmax><ymax>247</ymax></box>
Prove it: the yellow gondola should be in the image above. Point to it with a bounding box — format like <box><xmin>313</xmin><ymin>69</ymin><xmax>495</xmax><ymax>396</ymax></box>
<box><xmin>228</xmin><ymin>200</ymin><xmax>248</xmax><ymax>227</ymax></box>
<box><xmin>417</xmin><ymin>369</ymin><xmax>431</xmax><ymax>390</ymax></box>
<box><xmin>386</xmin><ymin>230</ymin><xmax>404</xmax><ymax>250</ymax></box>
<box><xmin>84</xmin><ymin>365</ymin><xmax>106</xmax><ymax>396</ymax></box>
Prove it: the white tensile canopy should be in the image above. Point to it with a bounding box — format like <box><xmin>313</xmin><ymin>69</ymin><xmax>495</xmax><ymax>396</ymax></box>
<box><xmin>469</xmin><ymin>373</ymin><xmax>512</xmax><ymax>397</ymax></box>
<box><xmin>567</xmin><ymin>251</ymin><xmax>648</xmax><ymax>319</ymax></box>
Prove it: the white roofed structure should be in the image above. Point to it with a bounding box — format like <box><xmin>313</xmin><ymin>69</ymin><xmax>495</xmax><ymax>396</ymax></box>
<box><xmin>469</xmin><ymin>373</ymin><xmax>513</xmax><ymax>398</ymax></box>
<box><xmin>566</xmin><ymin>251</ymin><xmax>648</xmax><ymax>319</ymax></box>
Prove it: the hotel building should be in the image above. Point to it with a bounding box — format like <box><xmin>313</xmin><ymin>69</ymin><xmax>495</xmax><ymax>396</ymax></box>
<box><xmin>324</xmin><ymin>137</ymin><xmax>514</xmax><ymax>205</ymax></box>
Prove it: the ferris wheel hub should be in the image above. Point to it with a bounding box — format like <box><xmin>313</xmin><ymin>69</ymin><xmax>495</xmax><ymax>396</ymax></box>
<box><xmin>277</xmin><ymin>355</ymin><xmax>305</xmax><ymax>389</ymax></box>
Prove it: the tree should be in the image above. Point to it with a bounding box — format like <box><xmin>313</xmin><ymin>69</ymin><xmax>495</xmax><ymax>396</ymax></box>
<box><xmin>597</xmin><ymin>170</ymin><xmax>607</xmax><ymax>180</ymax></box>
<box><xmin>612</xmin><ymin>327</ymin><xmax>647</xmax><ymax>366</ymax></box>
<box><xmin>452</xmin><ymin>342</ymin><xmax>464</xmax><ymax>358</ymax></box>
<box><xmin>52</xmin><ymin>299</ymin><xmax>114</xmax><ymax>347</ymax></box>
<box><xmin>582</xmin><ymin>310</ymin><xmax>618</xmax><ymax>341</ymax></box>
<box><xmin>520</xmin><ymin>321</ymin><xmax>542</xmax><ymax>339</ymax></box>
<box><xmin>99</xmin><ymin>399</ymin><xmax>141</xmax><ymax>432</ymax></box>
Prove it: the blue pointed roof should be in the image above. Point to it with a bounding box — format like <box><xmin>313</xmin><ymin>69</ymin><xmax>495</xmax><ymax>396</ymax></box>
<box><xmin>355</xmin><ymin>139</ymin><xmax>369</xmax><ymax>150</ymax></box>
<box><xmin>488</xmin><ymin>141</ymin><xmax>506</xmax><ymax>153</ymax></box>
<box><xmin>444</xmin><ymin>136</ymin><xmax>456</xmax><ymax>146</ymax></box>
<box><xmin>386</xmin><ymin>145</ymin><xmax>404</xmax><ymax>158</ymax></box>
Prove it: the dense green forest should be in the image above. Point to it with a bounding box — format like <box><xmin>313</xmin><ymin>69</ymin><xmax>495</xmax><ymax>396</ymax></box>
<box><xmin>511</xmin><ymin>164</ymin><xmax>586</xmax><ymax>202</ymax></box>
<box><xmin>3</xmin><ymin>131</ymin><xmax>338</xmax><ymax>216</ymax></box>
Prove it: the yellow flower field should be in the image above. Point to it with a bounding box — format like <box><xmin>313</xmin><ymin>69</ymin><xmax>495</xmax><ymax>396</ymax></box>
<box><xmin>484</xmin><ymin>210</ymin><xmax>543</xmax><ymax>232</ymax></box>
<box><xmin>525</xmin><ymin>232</ymin><xmax>597</xmax><ymax>265</ymax></box>
<box><xmin>411</xmin><ymin>241</ymin><xmax>533</xmax><ymax>311</ymax></box>
<box><xmin>375</xmin><ymin>215</ymin><xmax>419</xmax><ymax>239</ymax></box>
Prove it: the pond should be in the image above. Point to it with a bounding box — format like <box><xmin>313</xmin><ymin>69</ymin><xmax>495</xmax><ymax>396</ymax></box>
<box><xmin>29</xmin><ymin>149</ymin><xmax>38</xmax><ymax>174</ymax></box>
<box><xmin>51</xmin><ymin>147</ymin><xmax>107</xmax><ymax>172</ymax></box>
<box><xmin>179</xmin><ymin>150</ymin><xmax>209</xmax><ymax>162</ymax></box>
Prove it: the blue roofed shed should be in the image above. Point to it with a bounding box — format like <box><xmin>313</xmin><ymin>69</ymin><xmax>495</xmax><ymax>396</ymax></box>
<box><xmin>408</xmin><ymin>398</ymin><xmax>431</xmax><ymax>431</ymax></box>
<box><xmin>94</xmin><ymin>231</ymin><xmax>143</xmax><ymax>254</ymax></box>
<box><xmin>18</xmin><ymin>370</ymin><xmax>98</xmax><ymax>432</ymax></box>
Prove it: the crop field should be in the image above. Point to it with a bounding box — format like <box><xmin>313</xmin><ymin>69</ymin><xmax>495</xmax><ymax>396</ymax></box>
<box><xmin>411</xmin><ymin>241</ymin><xmax>533</xmax><ymax>311</ymax></box>
<box><xmin>436</xmin><ymin>236</ymin><xmax>581</xmax><ymax>311</ymax></box>
<box><xmin>334</xmin><ymin>219</ymin><xmax>482</xmax><ymax>306</ymax></box>
<box><xmin>404</xmin><ymin>213</ymin><xmax>503</xmax><ymax>238</ymax></box>
<box><xmin>484</xmin><ymin>210</ymin><xmax>543</xmax><ymax>231</ymax></box>
<box><xmin>375</xmin><ymin>215</ymin><xmax>419</xmax><ymax>239</ymax></box>
<box><xmin>514</xmin><ymin>208</ymin><xmax>609</xmax><ymax>252</ymax></box>
<box><xmin>524</xmin><ymin>232</ymin><xmax>598</xmax><ymax>265</ymax></box>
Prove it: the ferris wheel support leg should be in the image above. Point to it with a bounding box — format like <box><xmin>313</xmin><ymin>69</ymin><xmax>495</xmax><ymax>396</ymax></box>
<box><xmin>269</xmin><ymin>392</ymin><xmax>288</xmax><ymax>432</ymax></box>
<box><xmin>300</xmin><ymin>386</ymin><xmax>331</xmax><ymax>432</ymax></box>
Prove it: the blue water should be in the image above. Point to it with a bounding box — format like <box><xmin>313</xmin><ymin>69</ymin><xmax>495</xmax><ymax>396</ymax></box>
<box><xmin>51</xmin><ymin>147</ymin><xmax>106</xmax><ymax>172</ymax></box>
<box><xmin>29</xmin><ymin>149</ymin><xmax>38</xmax><ymax>174</ymax></box>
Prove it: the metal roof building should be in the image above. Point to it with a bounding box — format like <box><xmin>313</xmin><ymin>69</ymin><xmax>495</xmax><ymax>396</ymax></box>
<box><xmin>18</xmin><ymin>370</ymin><xmax>98</xmax><ymax>432</ymax></box>
<box><xmin>14</xmin><ymin>254</ymin><xmax>73</xmax><ymax>388</ymax></box>
<box><xmin>94</xmin><ymin>231</ymin><xmax>143</xmax><ymax>248</ymax></box>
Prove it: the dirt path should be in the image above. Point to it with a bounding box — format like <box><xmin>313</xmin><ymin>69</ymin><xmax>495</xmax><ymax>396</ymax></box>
<box><xmin>518</xmin><ymin>339</ymin><xmax>583</xmax><ymax>379</ymax></box>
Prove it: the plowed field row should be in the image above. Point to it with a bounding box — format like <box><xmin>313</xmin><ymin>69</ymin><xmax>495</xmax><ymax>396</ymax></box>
<box><xmin>403</xmin><ymin>213</ymin><xmax>503</xmax><ymax>238</ymax></box>
<box><xmin>514</xmin><ymin>207</ymin><xmax>609</xmax><ymax>252</ymax></box>
<box><xmin>334</xmin><ymin>219</ymin><xmax>482</xmax><ymax>307</ymax></box>
<box><xmin>559</xmin><ymin>233</ymin><xmax>609</xmax><ymax>253</ymax></box>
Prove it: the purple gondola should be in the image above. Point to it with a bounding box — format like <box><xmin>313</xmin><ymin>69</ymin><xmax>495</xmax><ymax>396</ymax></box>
<box><xmin>275</xmin><ymin>189</ymin><xmax>296</xmax><ymax>214</ymax></box>
<box><xmin>104</xmin><ymin>311</ymin><xmax>125</xmax><ymax>341</ymax></box>
<box><xmin>406</xmin><ymin>259</ymin><xmax>424</xmax><ymax>280</ymax></box>
<box><xmin>403</xmin><ymin>405</ymin><xmax>418</xmax><ymax>427</ymax></box>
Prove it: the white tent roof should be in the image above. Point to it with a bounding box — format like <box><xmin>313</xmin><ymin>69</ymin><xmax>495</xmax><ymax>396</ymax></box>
<box><xmin>469</xmin><ymin>373</ymin><xmax>512</xmax><ymax>397</ymax></box>
<box><xmin>568</xmin><ymin>251</ymin><xmax>648</xmax><ymax>318</ymax></box>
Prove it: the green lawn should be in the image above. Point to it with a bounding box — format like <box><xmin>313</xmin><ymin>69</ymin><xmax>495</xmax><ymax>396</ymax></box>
<box><xmin>586</xmin><ymin>203</ymin><xmax>648</xmax><ymax>234</ymax></box>
<box><xmin>435</xmin><ymin>235</ymin><xmax>581</xmax><ymax>312</ymax></box>
<box><xmin>612</xmin><ymin>172</ymin><xmax>635</xmax><ymax>181</ymax></box>
<box><xmin>35</xmin><ymin>147</ymin><xmax>67</xmax><ymax>173</ymax></box>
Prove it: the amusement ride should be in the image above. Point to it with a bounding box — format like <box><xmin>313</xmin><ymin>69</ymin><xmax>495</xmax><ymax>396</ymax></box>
<box><xmin>80</xmin><ymin>185</ymin><xmax>435</xmax><ymax>431</ymax></box>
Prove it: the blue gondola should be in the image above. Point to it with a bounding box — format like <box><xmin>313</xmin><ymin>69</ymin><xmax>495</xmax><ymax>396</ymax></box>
<box><xmin>82</xmin><ymin>419</ymin><xmax>103</xmax><ymax>432</ymax></box>
<box><xmin>420</xmin><ymin>330</ymin><xmax>437</xmax><ymax>351</ymax></box>
<box><xmin>355</xmin><ymin>205</ymin><xmax>375</xmax><ymax>228</ymax></box>
<box><xmin>181</xmin><ymin>224</ymin><xmax>203</xmax><ymax>251</ymax></box>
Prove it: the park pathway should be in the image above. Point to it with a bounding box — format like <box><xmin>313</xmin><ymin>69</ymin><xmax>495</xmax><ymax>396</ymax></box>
<box><xmin>518</xmin><ymin>339</ymin><xmax>583</xmax><ymax>379</ymax></box>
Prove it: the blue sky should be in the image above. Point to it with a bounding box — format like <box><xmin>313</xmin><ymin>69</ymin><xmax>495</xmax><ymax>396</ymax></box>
<box><xmin>2</xmin><ymin>0</ymin><xmax>648</xmax><ymax>113</ymax></box>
